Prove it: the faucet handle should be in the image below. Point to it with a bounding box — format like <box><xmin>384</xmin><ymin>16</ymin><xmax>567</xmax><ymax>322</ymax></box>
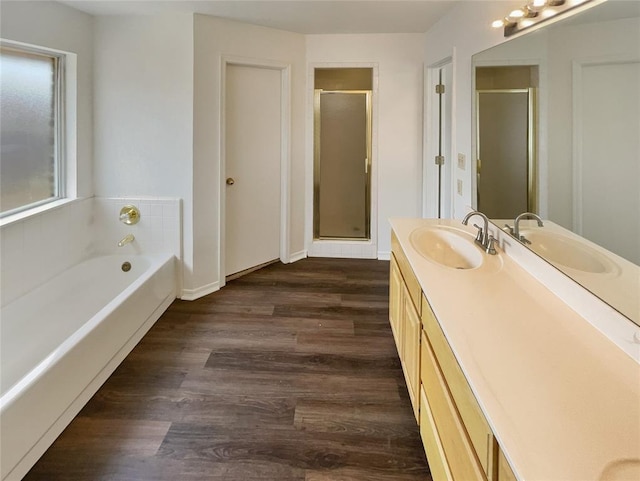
<box><xmin>472</xmin><ymin>223</ymin><xmax>484</xmax><ymax>244</ymax></box>
<box><xmin>503</xmin><ymin>224</ymin><xmax>514</xmax><ymax>235</ymax></box>
<box><xmin>519</xmin><ymin>235</ymin><xmax>532</xmax><ymax>245</ymax></box>
<box><xmin>486</xmin><ymin>235</ymin><xmax>497</xmax><ymax>255</ymax></box>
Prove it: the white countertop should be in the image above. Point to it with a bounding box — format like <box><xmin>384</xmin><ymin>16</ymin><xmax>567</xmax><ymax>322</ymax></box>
<box><xmin>390</xmin><ymin>218</ymin><xmax>640</xmax><ymax>481</ymax></box>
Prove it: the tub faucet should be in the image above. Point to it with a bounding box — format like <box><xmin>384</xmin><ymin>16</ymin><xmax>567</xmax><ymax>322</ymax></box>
<box><xmin>461</xmin><ymin>210</ymin><xmax>496</xmax><ymax>255</ymax></box>
<box><xmin>509</xmin><ymin>212</ymin><xmax>544</xmax><ymax>243</ymax></box>
<box><xmin>118</xmin><ymin>234</ymin><xmax>135</xmax><ymax>247</ymax></box>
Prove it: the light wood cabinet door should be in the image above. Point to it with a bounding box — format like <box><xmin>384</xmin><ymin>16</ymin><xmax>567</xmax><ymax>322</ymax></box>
<box><xmin>389</xmin><ymin>255</ymin><xmax>403</xmax><ymax>353</ymax></box>
<box><xmin>391</xmin><ymin>232</ymin><xmax>421</xmax><ymax>309</ymax></box>
<box><xmin>402</xmin><ymin>288</ymin><xmax>421</xmax><ymax>421</ymax></box>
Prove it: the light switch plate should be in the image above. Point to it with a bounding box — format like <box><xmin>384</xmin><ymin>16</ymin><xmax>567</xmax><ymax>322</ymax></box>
<box><xmin>457</xmin><ymin>153</ymin><xmax>466</xmax><ymax>170</ymax></box>
<box><xmin>457</xmin><ymin>179</ymin><xmax>463</xmax><ymax>195</ymax></box>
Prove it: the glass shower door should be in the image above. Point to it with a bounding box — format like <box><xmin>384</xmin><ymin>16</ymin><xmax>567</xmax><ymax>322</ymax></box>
<box><xmin>314</xmin><ymin>90</ymin><xmax>372</xmax><ymax>240</ymax></box>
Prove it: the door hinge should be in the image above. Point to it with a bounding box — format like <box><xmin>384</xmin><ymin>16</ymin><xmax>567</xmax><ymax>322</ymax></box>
<box><xmin>435</xmin><ymin>84</ymin><xmax>445</xmax><ymax>94</ymax></box>
<box><xmin>435</xmin><ymin>155</ymin><xmax>445</xmax><ymax>165</ymax></box>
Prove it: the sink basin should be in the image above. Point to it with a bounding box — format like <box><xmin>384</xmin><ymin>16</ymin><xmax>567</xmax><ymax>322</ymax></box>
<box><xmin>599</xmin><ymin>459</ymin><xmax>640</xmax><ymax>480</ymax></box>
<box><xmin>410</xmin><ymin>226</ymin><xmax>484</xmax><ymax>270</ymax></box>
<box><xmin>520</xmin><ymin>230</ymin><xmax>617</xmax><ymax>274</ymax></box>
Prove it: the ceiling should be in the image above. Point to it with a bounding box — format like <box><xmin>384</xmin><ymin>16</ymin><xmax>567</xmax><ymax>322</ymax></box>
<box><xmin>59</xmin><ymin>0</ymin><xmax>461</xmax><ymax>34</ymax></box>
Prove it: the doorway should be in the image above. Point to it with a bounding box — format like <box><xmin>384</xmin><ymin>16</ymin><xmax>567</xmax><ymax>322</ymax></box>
<box><xmin>223</xmin><ymin>61</ymin><xmax>289</xmax><ymax>279</ymax></box>
<box><xmin>475</xmin><ymin>66</ymin><xmax>538</xmax><ymax>219</ymax></box>
<box><xmin>313</xmin><ymin>68</ymin><xmax>372</xmax><ymax>240</ymax></box>
<box><xmin>424</xmin><ymin>61</ymin><xmax>453</xmax><ymax>218</ymax></box>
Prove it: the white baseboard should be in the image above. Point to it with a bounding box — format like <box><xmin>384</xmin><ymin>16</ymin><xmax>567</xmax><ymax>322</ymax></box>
<box><xmin>307</xmin><ymin>241</ymin><xmax>378</xmax><ymax>259</ymax></box>
<box><xmin>377</xmin><ymin>251</ymin><xmax>391</xmax><ymax>260</ymax></box>
<box><xmin>180</xmin><ymin>281</ymin><xmax>220</xmax><ymax>301</ymax></box>
<box><xmin>288</xmin><ymin>250</ymin><xmax>307</xmax><ymax>263</ymax></box>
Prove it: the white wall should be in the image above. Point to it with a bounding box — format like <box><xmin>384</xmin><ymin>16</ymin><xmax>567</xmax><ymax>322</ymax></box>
<box><xmin>93</xmin><ymin>14</ymin><xmax>194</xmax><ymax>289</ymax></box>
<box><xmin>306</xmin><ymin>34</ymin><xmax>426</xmax><ymax>257</ymax></box>
<box><xmin>192</xmin><ymin>15</ymin><xmax>306</xmax><ymax>297</ymax></box>
<box><xmin>424</xmin><ymin>1</ymin><xmax>519</xmax><ymax>218</ymax></box>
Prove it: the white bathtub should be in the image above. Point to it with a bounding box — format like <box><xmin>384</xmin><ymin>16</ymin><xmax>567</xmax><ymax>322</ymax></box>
<box><xmin>0</xmin><ymin>253</ymin><xmax>176</xmax><ymax>481</ymax></box>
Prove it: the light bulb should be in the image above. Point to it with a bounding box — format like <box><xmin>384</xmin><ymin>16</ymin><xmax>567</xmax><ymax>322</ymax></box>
<box><xmin>492</xmin><ymin>19</ymin><xmax>505</xmax><ymax>28</ymax></box>
<box><xmin>519</xmin><ymin>18</ymin><xmax>536</xmax><ymax>28</ymax></box>
<box><xmin>507</xmin><ymin>9</ymin><xmax>526</xmax><ymax>22</ymax></box>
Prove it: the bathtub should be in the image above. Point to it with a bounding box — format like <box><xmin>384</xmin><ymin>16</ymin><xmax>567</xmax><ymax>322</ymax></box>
<box><xmin>0</xmin><ymin>253</ymin><xmax>176</xmax><ymax>481</ymax></box>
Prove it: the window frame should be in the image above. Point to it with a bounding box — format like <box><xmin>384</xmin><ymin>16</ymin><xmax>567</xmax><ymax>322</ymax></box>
<box><xmin>0</xmin><ymin>40</ymin><xmax>67</xmax><ymax>219</ymax></box>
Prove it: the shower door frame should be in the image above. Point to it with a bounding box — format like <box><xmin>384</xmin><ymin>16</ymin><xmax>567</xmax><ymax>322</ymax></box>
<box><xmin>313</xmin><ymin>89</ymin><xmax>373</xmax><ymax>241</ymax></box>
<box><xmin>475</xmin><ymin>87</ymin><xmax>538</xmax><ymax>215</ymax></box>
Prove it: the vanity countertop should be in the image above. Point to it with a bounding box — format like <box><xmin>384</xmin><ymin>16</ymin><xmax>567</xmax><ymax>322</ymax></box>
<box><xmin>390</xmin><ymin>217</ymin><xmax>640</xmax><ymax>481</ymax></box>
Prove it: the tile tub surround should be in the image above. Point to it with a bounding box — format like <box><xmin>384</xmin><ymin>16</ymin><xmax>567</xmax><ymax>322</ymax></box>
<box><xmin>391</xmin><ymin>218</ymin><xmax>640</xmax><ymax>481</ymax></box>
<box><xmin>91</xmin><ymin>197</ymin><xmax>181</xmax><ymax>260</ymax></box>
<box><xmin>0</xmin><ymin>198</ymin><xmax>93</xmax><ymax>307</ymax></box>
<box><xmin>0</xmin><ymin>197</ymin><xmax>182</xmax><ymax>308</ymax></box>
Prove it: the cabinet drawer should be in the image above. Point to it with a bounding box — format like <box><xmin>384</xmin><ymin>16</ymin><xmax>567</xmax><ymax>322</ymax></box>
<box><xmin>420</xmin><ymin>385</ymin><xmax>453</xmax><ymax>481</ymax></box>
<box><xmin>422</xmin><ymin>294</ymin><xmax>496</xmax><ymax>479</ymax></box>
<box><xmin>421</xmin><ymin>331</ymin><xmax>486</xmax><ymax>481</ymax></box>
<box><xmin>391</xmin><ymin>233</ymin><xmax>421</xmax><ymax>311</ymax></box>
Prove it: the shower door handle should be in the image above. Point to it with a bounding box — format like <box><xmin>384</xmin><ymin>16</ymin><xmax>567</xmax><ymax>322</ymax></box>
<box><xmin>365</xmin><ymin>158</ymin><xmax>368</xmax><ymax>174</ymax></box>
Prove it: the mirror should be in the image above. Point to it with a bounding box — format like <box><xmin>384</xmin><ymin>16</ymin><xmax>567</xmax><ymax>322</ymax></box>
<box><xmin>472</xmin><ymin>0</ymin><xmax>640</xmax><ymax>325</ymax></box>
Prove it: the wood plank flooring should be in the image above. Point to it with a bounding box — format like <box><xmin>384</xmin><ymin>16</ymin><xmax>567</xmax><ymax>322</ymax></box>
<box><xmin>24</xmin><ymin>258</ymin><xmax>430</xmax><ymax>480</ymax></box>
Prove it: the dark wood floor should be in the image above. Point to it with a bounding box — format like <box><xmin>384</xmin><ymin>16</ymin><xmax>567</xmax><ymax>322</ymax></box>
<box><xmin>25</xmin><ymin>258</ymin><xmax>430</xmax><ymax>480</ymax></box>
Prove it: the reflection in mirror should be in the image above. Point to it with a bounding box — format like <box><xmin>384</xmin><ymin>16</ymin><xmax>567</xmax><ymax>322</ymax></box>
<box><xmin>473</xmin><ymin>0</ymin><xmax>640</xmax><ymax>325</ymax></box>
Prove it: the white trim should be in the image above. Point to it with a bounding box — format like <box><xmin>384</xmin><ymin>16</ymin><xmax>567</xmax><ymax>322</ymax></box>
<box><xmin>377</xmin><ymin>251</ymin><xmax>391</xmax><ymax>261</ymax></box>
<box><xmin>572</xmin><ymin>54</ymin><xmax>639</xmax><ymax>236</ymax></box>
<box><xmin>572</xmin><ymin>59</ymin><xmax>584</xmax><ymax>235</ymax></box>
<box><xmin>180</xmin><ymin>281</ymin><xmax>220</xmax><ymax>301</ymax></box>
<box><xmin>0</xmin><ymin>40</ymin><xmax>78</xmax><ymax>219</ymax></box>
<box><xmin>305</xmin><ymin>62</ymin><xmax>379</xmax><ymax>257</ymax></box>
<box><xmin>424</xmin><ymin>55</ymin><xmax>454</xmax><ymax>219</ymax></box>
<box><xmin>219</xmin><ymin>55</ymin><xmax>292</xmax><ymax>289</ymax></box>
<box><xmin>288</xmin><ymin>250</ymin><xmax>307</xmax><ymax>263</ymax></box>
<box><xmin>308</xmin><ymin>239</ymin><xmax>378</xmax><ymax>259</ymax></box>
<box><xmin>0</xmin><ymin>197</ymin><xmax>83</xmax><ymax>228</ymax></box>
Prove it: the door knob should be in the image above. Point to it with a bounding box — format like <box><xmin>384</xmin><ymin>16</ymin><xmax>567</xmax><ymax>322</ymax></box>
<box><xmin>226</xmin><ymin>177</ymin><xmax>235</xmax><ymax>185</ymax></box>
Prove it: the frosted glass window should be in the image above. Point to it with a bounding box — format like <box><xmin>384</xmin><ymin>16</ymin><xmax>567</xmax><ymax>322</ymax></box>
<box><xmin>1</xmin><ymin>45</ymin><xmax>62</xmax><ymax>216</ymax></box>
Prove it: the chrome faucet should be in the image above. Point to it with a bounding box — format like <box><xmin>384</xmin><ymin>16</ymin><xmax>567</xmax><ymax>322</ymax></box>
<box><xmin>117</xmin><ymin>233</ymin><xmax>135</xmax><ymax>247</ymax></box>
<box><xmin>507</xmin><ymin>212</ymin><xmax>544</xmax><ymax>244</ymax></box>
<box><xmin>462</xmin><ymin>210</ymin><xmax>497</xmax><ymax>255</ymax></box>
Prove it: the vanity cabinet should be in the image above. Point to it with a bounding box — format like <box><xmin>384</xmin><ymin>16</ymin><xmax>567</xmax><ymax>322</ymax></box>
<box><xmin>390</xmin><ymin>233</ymin><xmax>505</xmax><ymax>481</ymax></box>
<box><xmin>421</xmin><ymin>294</ymin><xmax>497</xmax><ymax>480</ymax></box>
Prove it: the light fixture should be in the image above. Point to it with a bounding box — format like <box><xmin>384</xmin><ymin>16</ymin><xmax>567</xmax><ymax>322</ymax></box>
<box><xmin>491</xmin><ymin>0</ymin><xmax>595</xmax><ymax>37</ymax></box>
<box><xmin>508</xmin><ymin>8</ymin><xmax>526</xmax><ymax>21</ymax></box>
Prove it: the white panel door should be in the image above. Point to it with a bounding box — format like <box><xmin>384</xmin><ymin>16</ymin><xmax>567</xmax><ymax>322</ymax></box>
<box><xmin>578</xmin><ymin>60</ymin><xmax>640</xmax><ymax>264</ymax></box>
<box><xmin>225</xmin><ymin>64</ymin><xmax>281</xmax><ymax>276</ymax></box>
